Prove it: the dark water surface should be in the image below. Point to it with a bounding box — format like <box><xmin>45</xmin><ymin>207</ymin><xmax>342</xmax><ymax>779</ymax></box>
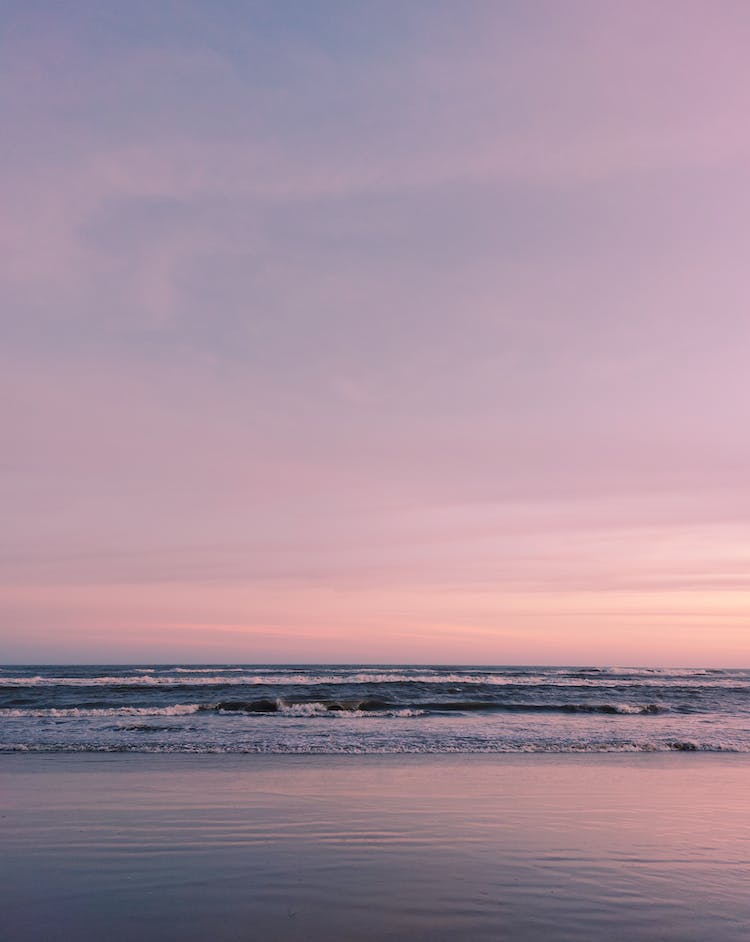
<box><xmin>2</xmin><ymin>664</ymin><xmax>749</xmax><ymax>753</ymax></box>
<box><xmin>2</xmin><ymin>753</ymin><xmax>749</xmax><ymax>941</ymax></box>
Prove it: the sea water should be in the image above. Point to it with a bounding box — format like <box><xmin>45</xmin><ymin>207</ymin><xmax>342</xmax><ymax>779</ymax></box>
<box><xmin>2</xmin><ymin>664</ymin><xmax>748</xmax><ymax>753</ymax></box>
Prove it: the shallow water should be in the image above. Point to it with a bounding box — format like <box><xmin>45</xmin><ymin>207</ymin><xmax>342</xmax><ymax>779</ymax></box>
<box><xmin>2</xmin><ymin>754</ymin><xmax>749</xmax><ymax>941</ymax></box>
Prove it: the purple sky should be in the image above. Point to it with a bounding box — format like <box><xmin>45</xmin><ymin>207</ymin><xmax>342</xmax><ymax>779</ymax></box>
<box><xmin>2</xmin><ymin>1</ymin><xmax>749</xmax><ymax>664</ymax></box>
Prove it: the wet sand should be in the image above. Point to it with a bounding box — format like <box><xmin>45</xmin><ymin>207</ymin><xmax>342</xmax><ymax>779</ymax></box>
<box><xmin>2</xmin><ymin>754</ymin><xmax>749</xmax><ymax>941</ymax></box>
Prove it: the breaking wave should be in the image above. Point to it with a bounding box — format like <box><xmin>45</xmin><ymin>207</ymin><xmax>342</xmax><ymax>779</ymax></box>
<box><xmin>1</xmin><ymin>671</ymin><xmax>745</xmax><ymax>689</ymax></box>
<box><xmin>0</xmin><ymin>705</ymin><xmax>202</xmax><ymax>718</ymax></box>
<box><xmin>1</xmin><ymin>739</ymin><xmax>741</xmax><ymax>755</ymax></box>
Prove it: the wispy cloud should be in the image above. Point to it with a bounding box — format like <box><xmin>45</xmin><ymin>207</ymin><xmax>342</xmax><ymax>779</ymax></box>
<box><xmin>2</xmin><ymin>1</ymin><xmax>749</xmax><ymax>662</ymax></box>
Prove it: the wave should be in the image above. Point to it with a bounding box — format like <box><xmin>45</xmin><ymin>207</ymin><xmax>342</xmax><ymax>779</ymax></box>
<box><xmin>172</xmin><ymin>667</ymin><xmax>246</xmax><ymax>673</ymax></box>
<box><xmin>126</xmin><ymin>698</ymin><xmax>671</xmax><ymax>717</ymax></box>
<box><xmin>1</xmin><ymin>739</ymin><xmax>742</xmax><ymax>754</ymax></box>
<box><xmin>0</xmin><ymin>675</ymin><xmax>250</xmax><ymax>687</ymax></box>
<box><xmin>0</xmin><ymin>701</ymin><xmax>424</xmax><ymax>719</ymax></box>
<box><xmin>274</xmin><ymin>703</ymin><xmax>424</xmax><ymax>719</ymax></box>
<box><xmin>0</xmin><ymin>699</ymin><xmax>675</xmax><ymax>717</ymax></box>
<box><xmin>418</xmin><ymin>701</ymin><xmax>670</xmax><ymax>715</ymax></box>
<box><xmin>562</xmin><ymin>667</ymin><xmax>726</xmax><ymax>677</ymax></box>
<box><xmin>0</xmin><ymin>705</ymin><xmax>202</xmax><ymax>718</ymax></box>
<box><xmin>1</xmin><ymin>671</ymin><xmax>745</xmax><ymax>689</ymax></box>
<box><xmin>206</xmin><ymin>698</ymin><xmax>422</xmax><ymax>717</ymax></box>
<box><xmin>0</xmin><ymin>672</ymin><xmax>526</xmax><ymax>687</ymax></box>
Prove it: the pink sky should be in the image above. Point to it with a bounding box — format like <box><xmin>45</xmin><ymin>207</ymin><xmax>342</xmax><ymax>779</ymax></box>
<box><xmin>2</xmin><ymin>1</ymin><xmax>749</xmax><ymax>664</ymax></box>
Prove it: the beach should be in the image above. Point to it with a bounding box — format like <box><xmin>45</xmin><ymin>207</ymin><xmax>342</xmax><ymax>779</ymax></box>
<box><xmin>3</xmin><ymin>753</ymin><xmax>749</xmax><ymax>941</ymax></box>
<box><xmin>6</xmin><ymin>3</ymin><xmax>749</xmax><ymax>939</ymax></box>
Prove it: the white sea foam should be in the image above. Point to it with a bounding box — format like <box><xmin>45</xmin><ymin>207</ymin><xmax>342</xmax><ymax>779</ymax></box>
<box><xmin>214</xmin><ymin>700</ymin><xmax>426</xmax><ymax>719</ymax></box>
<box><xmin>275</xmin><ymin>701</ymin><xmax>341</xmax><ymax>717</ymax></box>
<box><xmin>578</xmin><ymin>667</ymin><xmax>721</xmax><ymax>677</ymax></box>
<box><xmin>0</xmin><ymin>739</ymin><xmax>743</xmax><ymax>754</ymax></box>
<box><xmin>0</xmin><ymin>675</ymin><xmax>248</xmax><ymax>686</ymax></box>
<box><xmin>609</xmin><ymin>703</ymin><xmax>663</xmax><ymax>714</ymax></box>
<box><xmin>0</xmin><ymin>705</ymin><xmax>201</xmax><ymax>718</ymax></box>
<box><xmin>172</xmin><ymin>667</ymin><xmax>246</xmax><ymax>673</ymax></box>
<box><xmin>2</xmin><ymin>671</ymin><xmax>746</xmax><ymax>688</ymax></box>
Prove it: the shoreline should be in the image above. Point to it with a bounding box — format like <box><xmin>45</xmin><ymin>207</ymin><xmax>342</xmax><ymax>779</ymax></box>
<box><xmin>4</xmin><ymin>749</ymin><xmax>750</xmax><ymax>763</ymax></box>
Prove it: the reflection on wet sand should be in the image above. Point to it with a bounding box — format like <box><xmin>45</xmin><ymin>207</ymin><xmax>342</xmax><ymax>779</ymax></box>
<box><xmin>2</xmin><ymin>754</ymin><xmax>749</xmax><ymax>941</ymax></box>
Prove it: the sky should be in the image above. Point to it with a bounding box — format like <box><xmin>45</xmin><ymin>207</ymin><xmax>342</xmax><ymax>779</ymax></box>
<box><xmin>2</xmin><ymin>0</ymin><xmax>749</xmax><ymax>665</ymax></box>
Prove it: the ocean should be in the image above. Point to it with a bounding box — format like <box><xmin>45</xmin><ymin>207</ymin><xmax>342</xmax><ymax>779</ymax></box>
<box><xmin>2</xmin><ymin>664</ymin><xmax>748</xmax><ymax>753</ymax></box>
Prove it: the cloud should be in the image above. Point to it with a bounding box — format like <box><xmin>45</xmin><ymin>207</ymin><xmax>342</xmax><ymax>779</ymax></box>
<box><xmin>2</xmin><ymin>1</ymin><xmax>750</xmax><ymax>661</ymax></box>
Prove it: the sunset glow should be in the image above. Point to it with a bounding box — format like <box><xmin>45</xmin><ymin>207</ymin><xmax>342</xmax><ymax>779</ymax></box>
<box><xmin>2</xmin><ymin>1</ymin><xmax>749</xmax><ymax>664</ymax></box>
